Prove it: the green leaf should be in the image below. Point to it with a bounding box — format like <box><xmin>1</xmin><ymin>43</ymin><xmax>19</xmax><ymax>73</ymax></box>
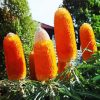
<box><xmin>76</xmin><ymin>91</ymin><xmax>100</xmax><ymax>99</ymax></box>
<box><xmin>92</xmin><ymin>75</ymin><xmax>100</xmax><ymax>82</ymax></box>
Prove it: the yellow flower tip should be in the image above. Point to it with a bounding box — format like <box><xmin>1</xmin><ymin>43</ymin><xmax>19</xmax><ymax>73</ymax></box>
<box><xmin>55</xmin><ymin>7</ymin><xmax>68</xmax><ymax>14</ymax></box>
<box><xmin>80</xmin><ymin>23</ymin><xmax>93</xmax><ymax>32</ymax></box>
<box><xmin>34</xmin><ymin>27</ymin><xmax>50</xmax><ymax>43</ymax></box>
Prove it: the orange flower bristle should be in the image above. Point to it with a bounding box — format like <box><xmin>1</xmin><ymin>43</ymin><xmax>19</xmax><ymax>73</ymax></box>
<box><xmin>80</xmin><ymin>23</ymin><xmax>97</xmax><ymax>60</ymax></box>
<box><xmin>3</xmin><ymin>33</ymin><xmax>26</xmax><ymax>80</ymax></box>
<box><xmin>54</xmin><ymin>8</ymin><xmax>77</xmax><ymax>75</ymax></box>
<box><xmin>34</xmin><ymin>27</ymin><xmax>58</xmax><ymax>81</ymax></box>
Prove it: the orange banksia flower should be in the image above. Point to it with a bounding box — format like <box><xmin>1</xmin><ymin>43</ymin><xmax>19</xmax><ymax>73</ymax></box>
<box><xmin>34</xmin><ymin>27</ymin><xmax>58</xmax><ymax>81</ymax></box>
<box><xmin>80</xmin><ymin>23</ymin><xmax>97</xmax><ymax>61</ymax></box>
<box><xmin>3</xmin><ymin>33</ymin><xmax>26</xmax><ymax>80</ymax></box>
<box><xmin>54</xmin><ymin>8</ymin><xmax>77</xmax><ymax>73</ymax></box>
<box><xmin>29</xmin><ymin>51</ymin><xmax>37</xmax><ymax>80</ymax></box>
<box><xmin>54</xmin><ymin>8</ymin><xmax>77</xmax><ymax>62</ymax></box>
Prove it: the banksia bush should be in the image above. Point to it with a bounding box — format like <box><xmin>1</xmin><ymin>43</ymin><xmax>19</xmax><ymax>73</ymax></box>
<box><xmin>54</xmin><ymin>8</ymin><xmax>77</xmax><ymax>73</ymax></box>
<box><xmin>3</xmin><ymin>33</ymin><xmax>26</xmax><ymax>80</ymax></box>
<box><xmin>29</xmin><ymin>51</ymin><xmax>37</xmax><ymax>80</ymax></box>
<box><xmin>80</xmin><ymin>23</ymin><xmax>97</xmax><ymax>61</ymax></box>
<box><xmin>34</xmin><ymin>27</ymin><xmax>58</xmax><ymax>81</ymax></box>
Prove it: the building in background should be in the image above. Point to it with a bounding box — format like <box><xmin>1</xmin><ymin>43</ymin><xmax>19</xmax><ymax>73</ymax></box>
<box><xmin>28</xmin><ymin>0</ymin><xmax>62</xmax><ymax>39</ymax></box>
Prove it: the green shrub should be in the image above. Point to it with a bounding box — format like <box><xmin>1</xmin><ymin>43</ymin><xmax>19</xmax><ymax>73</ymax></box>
<box><xmin>0</xmin><ymin>51</ymin><xmax>100</xmax><ymax>100</ymax></box>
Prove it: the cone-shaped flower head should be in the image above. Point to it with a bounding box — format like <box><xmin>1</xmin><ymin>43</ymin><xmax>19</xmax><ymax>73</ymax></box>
<box><xmin>34</xmin><ymin>27</ymin><xmax>58</xmax><ymax>81</ymax></box>
<box><xmin>3</xmin><ymin>33</ymin><xmax>26</xmax><ymax>80</ymax></box>
<box><xmin>80</xmin><ymin>23</ymin><xmax>97</xmax><ymax>60</ymax></box>
<box><xmin>54</xmin><ymin>8</ymin><xmax>77</xmax><ymax>63</ymax></box>
<box><xmin>54</xmin><ymin>8</ymin><xmax>77</xmax><ymax>75</ymax></box>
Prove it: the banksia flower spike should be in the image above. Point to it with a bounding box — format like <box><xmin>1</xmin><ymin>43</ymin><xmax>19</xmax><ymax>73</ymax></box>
<box><xmin>54</xmin><ymin>8</ymin><xmax>77</xmax><ymax>73</ymax></box>
<box><xmin>29</xmin><ymin>51</ymin><xmax>37</xmax><ymax>80</ymax></box>
<box><xmin>80</xmin><ymin>23</ymin><xmax>97</xmax><ymax>61</ymax></box>
<box><xmin>3</xmin><ymin>33</ymin><xmax>26</xmax><ymax>80</ymax></box>
<box><xmin>34</xmin><ymin>27</ymin><xmax>58</xmax><ymax>81</ymax></box>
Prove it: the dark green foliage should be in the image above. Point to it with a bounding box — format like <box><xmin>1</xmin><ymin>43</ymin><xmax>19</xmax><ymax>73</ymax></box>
<box><xmin>0</xmin><ymin>52</ymin><xmax>7</xmax><ymax>80</ymax></box>
<box><xmin>62</xmin><ymin>0</ymin><xmax>100</xmax><ymax>41</ymax></box>
<box><xmin>0</xmin><ymin>51</ymin><xmax>100</xmax><ymax>100</ymax></box>
<box><xmin>0</xmin><ymin>0</ymin><xmax>37</xmax><ymax>56</ymax></box>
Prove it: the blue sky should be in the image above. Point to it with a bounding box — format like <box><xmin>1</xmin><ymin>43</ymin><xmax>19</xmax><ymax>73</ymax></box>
<box><xmin>28</xmin><ymin>0</ymin><xmax>62</xmax><ymax>26</ymax></box>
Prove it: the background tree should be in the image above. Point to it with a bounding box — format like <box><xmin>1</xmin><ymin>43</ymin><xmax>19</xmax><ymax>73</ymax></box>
<box><xmin>62</xmin><ymin>0</ymin><xmax>100</xmax><ymax>48</ymax></box>
<box><xmin>0</xmin><ymin>0</ymin><xmax>37</xmax><ymax>79</ymax></box>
